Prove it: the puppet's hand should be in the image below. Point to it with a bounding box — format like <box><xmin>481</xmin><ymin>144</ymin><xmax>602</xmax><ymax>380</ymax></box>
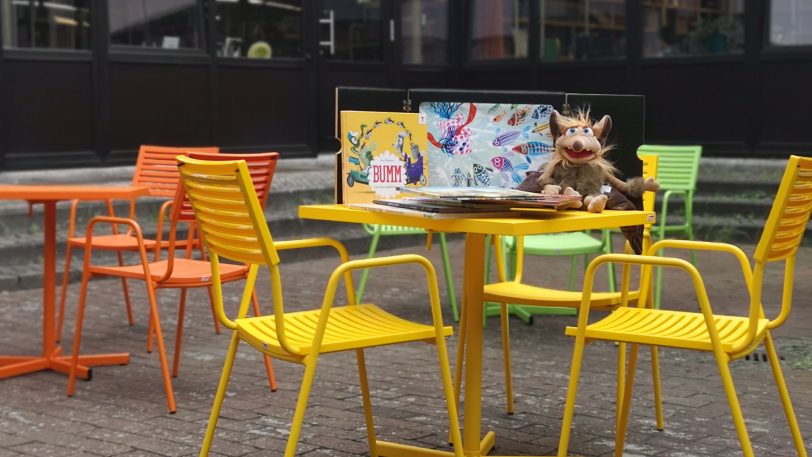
<box><xmin>562</xmin><ymin>187</ymin><xmax>581</xmax><ymax>197</ymax></box>
<box><xmin>584</xmin><ymin>194</ymin><xmax>608</xmax><ymax>213</ymax></box>
<box><xmin>643</xmin><ymin>178</ymin><xmax>660</xmax><ymax>192</ymax></box>
<box><xmin>542</xmin><ymin>184</ymin><xmax>562</xmax><ymax>195</ymax></box>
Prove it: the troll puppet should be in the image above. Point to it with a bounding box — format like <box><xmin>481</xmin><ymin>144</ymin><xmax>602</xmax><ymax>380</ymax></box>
<box><xmin>537</xmin><ymin>109</ymin><xmax>659</xmax><ymax>212</ymax></box>
<box><xmin>516</xmin><ymin>109</ymin><xmax>659</xmax><ymax>253</ymax></box>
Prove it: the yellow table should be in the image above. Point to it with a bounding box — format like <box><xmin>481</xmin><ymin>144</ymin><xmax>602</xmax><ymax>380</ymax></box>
<box><xmin>299</xmin><ymin>204</ymin><xmax>655</xmax><ymax>457</ymax></box>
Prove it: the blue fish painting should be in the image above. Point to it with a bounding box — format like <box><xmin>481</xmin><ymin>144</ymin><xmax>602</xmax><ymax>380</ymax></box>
<box><xmin>491</xmin><ymin>156</ymin><xmax>529</xmax><ymax>183</ymax></box>
<box><xmin>451</xmin><ymin>168</ymin><xmax>466</xmax><ymax>187</ymax></box>
<box><xmin>492</xmin><ymin>126</ymin><xmax>531</xmax><ymax>147</ymax></box>
<box><xmin>512</xmin><ymin>141</ymin><xmax>553</xmax><ymax>157</ymax></box>
<box><xmin>472</xmin><ymin>163</ymin><xmax>492</xmax><ymax>186</ymax></box>
<box><xmin>531</xmin><ymin>105</ymin><xmax>552</xmax><ymax>120</ymax></box>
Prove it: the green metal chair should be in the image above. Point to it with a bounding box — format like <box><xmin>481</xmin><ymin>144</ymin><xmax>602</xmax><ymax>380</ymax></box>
<box><xmin>356</xmin><ymin>224</ymin><xmax>459</xmax><ymax>321</ymax></box>
<box><xmin>484</xmin><ymin>231</ymin><xmax>615</xmax><ymax>324</ymax></box>
<box><xmin>636</xmin><ymin>144</ymin><xmax>702</xmax><ymax>308</ymax></box>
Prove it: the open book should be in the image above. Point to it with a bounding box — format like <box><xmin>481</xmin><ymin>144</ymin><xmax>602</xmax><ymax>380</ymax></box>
<box><xmin>395</xmin><ymin>186</ymin><xmax>582</xmax><ymax>210</ymax></box>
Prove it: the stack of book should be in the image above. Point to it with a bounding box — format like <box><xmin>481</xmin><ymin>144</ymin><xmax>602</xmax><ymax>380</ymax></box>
<box><xmin>348</xmin><ymin>186</ymin><xmax>582</xmax><ymax>219</ymax></box>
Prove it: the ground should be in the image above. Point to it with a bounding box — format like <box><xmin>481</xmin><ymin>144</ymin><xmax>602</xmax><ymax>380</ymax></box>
<box><xmin>0</xmin><ymin>237</ymin><xmax>810</xmax><ymax>456</ymax></box>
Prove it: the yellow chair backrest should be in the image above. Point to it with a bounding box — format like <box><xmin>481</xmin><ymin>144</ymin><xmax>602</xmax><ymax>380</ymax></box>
<box><xmin>177</xmin><ymin>156</ymin><xmax>296</xmax><ymax>353</ymax></box>
<box><xmin>750</xmin><ymin>155</ymin><xmax>812</xmax><ymax>332</ymax></box>
<box><xmin>177</xmin><ymin>157</ymin><xmax>280</xmax><ymax>267</ymax></box>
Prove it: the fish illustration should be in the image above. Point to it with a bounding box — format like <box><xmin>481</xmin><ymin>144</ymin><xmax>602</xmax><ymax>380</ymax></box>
<box><xmin>532</xmin><ymin>122</ymin><xmax>550</xmax><ymax>134</ymax></box>
<box><xmin>472</xmin><ymin>163</ymin><xmax>492</xmax><ymax>186</ymax></box>
<box><xmin>487</xmin><ymin>104</ymin><xmax>502</xmax><ymax>114</ymax></box>
<box><xmin>492</xmin><ymin>110</ymin><xmax>508</xmax><ymax>123</ymax></box>
<box><xmin>531</xmin><ymin>105</ymin><xmax>552</xmax><ymax>120</ymax></box>
<box><xmin>451</xmin><ymin>168</ymin><xmax>466</xmax><ymax>187</ymax></box>
<box><xmin>466</xmin><ymin>172</ymin><xmax>475</xmax><ymax>187</ymax></box>
<box><xmin>491</xmin><ymin>156</ymin><xmax>529</xmax><ymax>183</ymax></box>
<box><xmin>508</xmin><ymin>106</ymin><xmax>532</xmax><ymax>126</ymax></box>
<box><xmin>492</xmin><ymin>126</ymin><xmax>532</xmax><ymax>147</ymax></box>
<box><xmin>512</xmin><ymin>141</ymin><xmax>554</xmax><ymax>157</ymax></box>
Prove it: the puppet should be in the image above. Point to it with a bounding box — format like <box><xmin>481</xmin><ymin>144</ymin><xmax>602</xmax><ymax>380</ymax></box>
<box><xmin>515</xmin><ymin>109</ymin><xmax>659</xmax><ymax>254</ymax></box>
<box><xmin>537</xmin><ymin>109</ymin><xmax>659</xmax><ymax>212</ymax></box>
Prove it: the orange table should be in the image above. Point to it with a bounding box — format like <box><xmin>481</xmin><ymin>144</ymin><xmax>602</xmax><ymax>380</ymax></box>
<box><xmin>0</xmin><ymin>185</ymin><xmax>149</xmax><ymax>380</ymax></box>
<box><xmin>299</xmin><ymin>204</ymin><xmax>654</xmax><ymax>457</ymax></box>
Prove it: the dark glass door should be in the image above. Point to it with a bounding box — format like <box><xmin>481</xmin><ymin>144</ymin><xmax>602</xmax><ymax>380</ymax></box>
<box><xmin>315</xmin><ymin>0</ymin><xmax>395</xmax><ymax>152</ymax></box>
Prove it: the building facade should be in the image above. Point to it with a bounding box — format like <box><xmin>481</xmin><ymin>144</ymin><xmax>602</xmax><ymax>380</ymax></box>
<box><xmin>0</xmin><ymin>0</ymin><xmax>810</xmax><ymax>169</ymax></box>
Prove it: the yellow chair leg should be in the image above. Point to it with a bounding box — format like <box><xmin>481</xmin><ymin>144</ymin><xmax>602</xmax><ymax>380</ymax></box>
<box><xmin>713</xmin><ymin>350</ymin><xmax>755</xmax><ymax>457</ymax></box>
<box><xmin>615</xmin><ymin>343</ymin><xmax>639</xmax><ymax>457</ymax></box>
<box><xmin>449</xmin><ymin>301</ymin><xmax>466</xmax><ymax>445</ymax></box>
<box><xmin>650</xmin><ymin>346</ymin><xmax>664</xmax><ymax>431</ymax></box>
<box><xmin>764</xmin><ymin>333</ymin><xmax>808</xmax><ymax>457</ymax></box>
<box><xmin>557</xmin><ymin>334</ymin><xmax>588</xmax><ymax>457</ymax></box>
<box><xmin>356</xmin><ymin>349</ymin><xmax>379</xmax><ymax>457</ymax></box>
<box><xmin>199</xmin><ymin>332</ymin><xmax>241</xmax><ymax>457</ymax></box>
<box><xmin>206</xmin><ymin>285</ymin><xmax>221</xmax><ymax>335</ymax></box>
<box><xmin>250</xmin><ymin>291</ymin><xmax>277</xmax><ymax>392</ymax></box>
<box><xmin>500</xmin><ymin>302</ymin><xmax>514</xmax><ymax>415</ymax></box>
<box><xmin>615</xmin><ymin>342</ymin><xmax>627</xmax><ymax>431</ymax></box>
<box><xmin>434</xmin><ymin>325</ymin><xmax>465</xmax><ymax>457</ymax></box>
<box><xmin>285</xmin><ymin>355</ymin><xmax>320</xmax><ymax>457</ymax></box>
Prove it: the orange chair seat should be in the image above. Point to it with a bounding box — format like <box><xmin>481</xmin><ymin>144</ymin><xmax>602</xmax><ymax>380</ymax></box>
<box><xmin>565</xmin><ymin>307</ymin><xmax>769</xmax><ymax>352</ymax></box>
<box><xmin>484</xmin><ymin>281</ymin><xmax>639</xmax><ymax>309</ymax></box>
<box><xmin>237</xmin><ymin>304</ymin><xmax>453</xmax><ymax>360</ymax></box>
<box><xmin>90</xmin><ymin>259</ymin><xmax>247</xmax><ymax>284</ymax></box>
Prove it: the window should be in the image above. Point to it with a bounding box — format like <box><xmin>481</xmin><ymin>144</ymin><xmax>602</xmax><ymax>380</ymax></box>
<box><xmin>769</xmin><ymin>0</ymin><xmax>812</xmax><ymax>46</ymax></box>
<box><xmin>401</xmin><ymin>0</ymin><xmax>449</xmax><ymax>64</ymax></box>
<box><xmin>215</xmin><ymin>0</ymin><xmax>303</xmax><ymax>59</ymax></box>
<box><xmin>643</xmin><ymin>0</ymin><xmax>744</xmax><ymax>57</ymax></box>
<box><xmin>108</xmin><ymin>0</ymin><xmax>202</xmax><ymax>49</ymax></box>
<box><xmin>2</xmin><ymin>0</ymin><xmax>91</xmax><ymax>50</ymax></box>
<box><xmin>468</xmin><ymin>0</ymin><xmax>529</xmax><ymax>60</ymax></box>
<box><xmin>540</xmin><ymin>0</ymin><xmax>626</xmax><ymax>61</ymax></box>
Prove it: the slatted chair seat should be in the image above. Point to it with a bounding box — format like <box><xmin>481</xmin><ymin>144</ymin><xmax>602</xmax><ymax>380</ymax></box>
<box><xmin>238</xmin><ymin>304</ymin><xmax>453</xmax><ymax>360</ymax></box>
<box><xmin>484</xmin><ymin>282</ymin><xmax>638</xmax><ymax>309</ymax></box>
<box><xmin>565</xmin><ymin>307</ymin><xmax>769</xmax><ymax>353</ymax></box>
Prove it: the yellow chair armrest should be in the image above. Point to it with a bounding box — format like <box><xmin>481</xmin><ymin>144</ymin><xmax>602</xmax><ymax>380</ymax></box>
<box><xmin>313</xmin><ymin>254</ymin><xmax>446</xmax><ymax>351</ymax></box>
<box><xmin>648</xmin><ymin>239</ymin><xmax>753</xmax><ymax>288</ymax></box>
<box><xmin>274</xmin><ymin>237</ymin><xmax>351</xmax><ymax>263</ymax></box>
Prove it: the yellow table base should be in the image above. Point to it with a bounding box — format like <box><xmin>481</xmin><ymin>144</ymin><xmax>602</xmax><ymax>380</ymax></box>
<box><xmin>377</xmin><ymin>431</ymin><xmax>494</xmax><ymax>457</ymax></box>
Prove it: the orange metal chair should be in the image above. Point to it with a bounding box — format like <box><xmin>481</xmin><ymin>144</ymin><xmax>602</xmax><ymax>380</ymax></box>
<box><xmin>57</xmin><ymin>145</ymin><xmax>220</xmax><ymax>342</ymax></box>
<box><xmin>67</xmin><ymin>152</ymin><xmax>280</xmax><ymax>413</ymax></box>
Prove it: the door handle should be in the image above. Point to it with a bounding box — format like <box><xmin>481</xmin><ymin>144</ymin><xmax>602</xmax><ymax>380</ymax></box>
<box><xmin>319</xmin><ymin>10</ymin><xmax>335</xmax><ymax>56</ymax></box>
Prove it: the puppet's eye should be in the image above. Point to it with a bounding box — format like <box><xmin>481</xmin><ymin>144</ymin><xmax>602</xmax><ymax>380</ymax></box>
<box><xmin>566</xmin><ymin>127</ymin><xmax>577</xmax><ymax>136</ymax></box>
<box><xmin>583</xmin><ymin>127</ymin><xmax>593</xmax><ymax>136</ymax></box>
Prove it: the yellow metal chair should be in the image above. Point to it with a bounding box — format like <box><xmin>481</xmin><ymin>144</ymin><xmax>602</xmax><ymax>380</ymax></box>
<box><xmin>176</xmin><ymin>156</ymin><xmax>463</xmax><ymax>457</ymax></box>
<box><xmin>558</xmin><ymin>155</ymin><xmax>811</xmax><ymax>457</ymax></box>
<box><xmin>474</xmin><ymin>155</ymin><xmax>661</xmax><ymax>416</ymax></box>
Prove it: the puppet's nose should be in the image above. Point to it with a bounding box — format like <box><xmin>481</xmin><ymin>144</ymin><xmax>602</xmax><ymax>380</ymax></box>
<box><xmin>572</xmin><ymin>140</ymin><xmax>585</xmax><ymax>152</ymax></box>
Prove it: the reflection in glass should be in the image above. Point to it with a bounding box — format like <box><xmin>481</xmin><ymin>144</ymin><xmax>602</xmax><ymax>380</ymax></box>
<box><xmin>401</xmin><ymin>0</ymin><xmax>448</xmax><ymax>64</ymax></box>
<box><xmin>109</xmin><ymin>0</ymin><xmax>201</xmax><ymax>49</ymax></box>
<box><xmin>321</xmin><ymin>0</ymin><xmax>383</xmax><ymax>61</ymax></box>
<box><xmin>215</xmin><ymin>0</ymin><xmax>302</xmax><ymax>59</ymax></box>
<box><xmin>770</xmin><ymin>0</ymin><xmax>812</xmax><ymax>46</ymax></box>
<box><xmin>2</xmin><ymin>0</ymin><xmax>90</xmax><ymax>49</ymax></box>
<box><xmin>643</xmin><ymin>0</ymin><xmax>743</xmax><ymax>57</ymax></box>
<box><xmin>540</xmin><ymin>0</ymin><xmax>625</xmax><ymax>61</ymax></box>
<box><xmin>469</xmin><ymin>0</ymin><xmax>529</xmax><ymax>60</ymax></box>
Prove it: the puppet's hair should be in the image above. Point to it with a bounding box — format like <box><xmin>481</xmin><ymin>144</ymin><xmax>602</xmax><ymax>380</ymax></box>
<box><xmin>546</xmin><ymin>108</ymin><xmax>617</xmax><ymax>176</ymax></box>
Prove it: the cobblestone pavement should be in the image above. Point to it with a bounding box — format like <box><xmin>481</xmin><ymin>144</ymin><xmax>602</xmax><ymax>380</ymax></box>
<box><xmin>1</xmin><ymin>238</ymin><xmax>811</xmax><ymax>457</ymax></box>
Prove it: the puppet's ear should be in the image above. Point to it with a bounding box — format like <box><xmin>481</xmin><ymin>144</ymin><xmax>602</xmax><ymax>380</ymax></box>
<box><xmin>550</xmin><ymin>110</ymin><xmax>564</xmax><ymax>142</ymax></box>
<box><xmin>592</xmin><ymin>115</ymin><xmax>613</xmax><ymax>145</ymax></box>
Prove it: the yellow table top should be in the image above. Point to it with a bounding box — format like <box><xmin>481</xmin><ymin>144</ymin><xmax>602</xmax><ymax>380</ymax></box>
<box><xmin>299</xmin><ymin>204</ymin><xmax>655</xmax><ymax>237</ymax></box>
